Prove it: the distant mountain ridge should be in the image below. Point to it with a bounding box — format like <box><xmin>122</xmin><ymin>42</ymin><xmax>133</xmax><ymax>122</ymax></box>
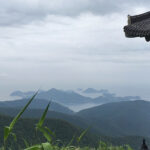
<box><xmin>11</xmin><ymin>88</ymin><xmax>92</xmax><ymax>106</ymax></box>
<box><xmin>10</xmin><ymin>88</ymin><xmax>141</xmax><ymax>110</ymax></box>
<box><xmin>10</xmin><ymin>90</ymin><xmax>35</xmax><ymax>98</ymax></box>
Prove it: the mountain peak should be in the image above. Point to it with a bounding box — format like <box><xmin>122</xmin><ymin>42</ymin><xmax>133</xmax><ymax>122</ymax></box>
<box><xmin>78</xmin><ymin>100</ymin><xmax>150</xmax><ymax>137</ymax></box>
<box><xmin>83</xmin><ymin>88</ymin><xmax>99</xmax><ymax>94</ymax></box>
<box><xmin>48</xmin><ymin>88</ymin><xmax>59</xmax><ymax>92</ymax></box>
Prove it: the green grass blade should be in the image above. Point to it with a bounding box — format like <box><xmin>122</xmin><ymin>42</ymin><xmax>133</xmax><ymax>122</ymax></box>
<box><xmin>77</xmin><ymin>127</ymin><xmax>90</xmax><ymax>143</ymax></box>
<box><xmin>36</xmin><ymin>103</ymin><xmax>52</xmax><ymax>143</ymax></box>
<box><xmin>44</xmin><ymin>127</ymin><xmax>55</xmax><ymax>138</ymax></box>
<box><xmin>37</xmin><ymin>102</ymin><xmax>50</xmax><ymax>128</ymax></box>
<box><xmin>4</xmin><ymin>92</ymin><xmax>37</xmax><ymax>143</ymax></box>
<box><xmin>10</xmin><ymin>132</ymin><xmax>17</xmax><ymax>142</ymax></box>
<box><xmin>10</xmin><ymin>92</ymin><xmax>37</xmax><ymax>129</ymax></box>
<box><xmin>23</xmin><ymin>139</ymin><xmax>30</xmax><ymax>148</ymax></box>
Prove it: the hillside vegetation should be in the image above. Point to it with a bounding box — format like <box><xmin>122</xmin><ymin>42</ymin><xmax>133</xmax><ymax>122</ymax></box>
<box><xmin>2</xmin><ymin>100</ymin><xmax>150</xmax><ymax>137</ymax></box>
<box><xmin>77</xmin><ymin>100</ymin><xmax>150</xmax><ymax>136</ymax></box>
<box><xmin>0</xmin><ymin>114</ymin><xmax>99</xmax><ymax>149</ymax></box>
<box><xmin>0</xmin><ymin>93</ymin><xmax>134</xmax><ymax>150</ymax></box>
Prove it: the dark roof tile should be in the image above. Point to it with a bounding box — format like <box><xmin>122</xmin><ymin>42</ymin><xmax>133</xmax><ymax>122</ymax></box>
<box><xmin>124</xmin><ymin>11</ymin><xmax>150</xmax><ymax>41</ymax></box>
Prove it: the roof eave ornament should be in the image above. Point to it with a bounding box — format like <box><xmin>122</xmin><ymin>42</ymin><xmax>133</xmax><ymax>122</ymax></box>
<box><xmin>128</xmin><ymin>15</ymin><xmax>131</xmax><ymax>25</ymax></box>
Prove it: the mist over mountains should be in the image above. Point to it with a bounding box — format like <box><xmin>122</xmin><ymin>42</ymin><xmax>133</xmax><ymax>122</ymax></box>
<box><xmin>10</xmin><ymin>88</ymin><xmax>141</xmax><ymax>111</ymax></box>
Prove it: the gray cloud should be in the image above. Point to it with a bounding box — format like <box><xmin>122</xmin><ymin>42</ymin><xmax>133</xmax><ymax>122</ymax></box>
<box><xmin>0</xmin><ymin>0</ymin><xmax>150</xmax><ymax>26</ymax></box>
<box><xmin>1</xmin><ymin>1</ymin><xmax>150</xmax><ymax>100</ymax></box>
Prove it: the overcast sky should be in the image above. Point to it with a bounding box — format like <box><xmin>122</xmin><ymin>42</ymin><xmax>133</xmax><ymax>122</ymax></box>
<box><xmin>1</xmin><ymin>0</ymin><xmax>150</xmax><ymax>100</ymax></box>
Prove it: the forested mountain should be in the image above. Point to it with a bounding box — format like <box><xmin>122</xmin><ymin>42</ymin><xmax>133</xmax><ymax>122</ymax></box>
<box><xmin>0</xmin><ymin>98</ymin><xmax>74</xmax><ymax>114</ymax></box>
<box><xmin>0</xmin><ymin>114</ymin><xmax>98</xmax><ymax>150</ymax></box>
<box><xmin>0</xmin><ymin>107</ymin><xmax>87</xmax><ymax>130</ymax></box>
<box><xmin>92</xmin><ymin>95</ymin><xmax>140</xmax><ymax>104</ymax></box>
<box><xmin>1</xmin><ymin>100</ymin><xmax>150</xmax><ymax>138</ymax></box>
<box><xmin>78</xmin><ymin>100</ymin><xmax>150</xmax><ymax>137</ymax></box>
<box><xmin>0</xmin><ymin>113</ymin><xmax>149</xmax><ymax>150</ymax></box>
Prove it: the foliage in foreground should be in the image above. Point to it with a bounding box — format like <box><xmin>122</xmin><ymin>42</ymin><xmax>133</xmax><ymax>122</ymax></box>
<box><xmin>0</xmin><ymin>93</ymin><xmax>133</xmax><ymax>150</ymax></box>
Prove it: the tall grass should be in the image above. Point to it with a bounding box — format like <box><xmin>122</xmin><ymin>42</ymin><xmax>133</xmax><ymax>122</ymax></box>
<box><xmin>0</xmin><ymin>93</ymin><xmax>133</xmax><ymax>150</ymax></box>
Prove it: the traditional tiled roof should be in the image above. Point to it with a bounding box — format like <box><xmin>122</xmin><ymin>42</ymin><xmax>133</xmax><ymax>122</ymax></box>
<box><xmin>124</xmin><ymin>11</ymin><xmax>150</xmax><ymax>41</ymax></box>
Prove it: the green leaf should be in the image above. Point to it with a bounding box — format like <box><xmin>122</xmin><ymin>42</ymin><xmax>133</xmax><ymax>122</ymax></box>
<box><xmin>37</xmin><ymin>102</ymin><xmax>50</xmax><ymax>128</ymax></box>
<box><xmin>38</xmin><ymin>127</ymin><xmax>52</xmax><ymax>142</ymax></box>
<box><xmin>42</xmin><ymin>143</ymin><xmax>53</xmax><ymax>150</ymax></box>
<box><xmin>24</xmin><ymin>144</ymin><xmax>42</xmax><ymax>150</ymax></box>
<box><xmin>4</xmin><ymin>126</ymin><xmax>10</xmax><ymax>142</ymax></box>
